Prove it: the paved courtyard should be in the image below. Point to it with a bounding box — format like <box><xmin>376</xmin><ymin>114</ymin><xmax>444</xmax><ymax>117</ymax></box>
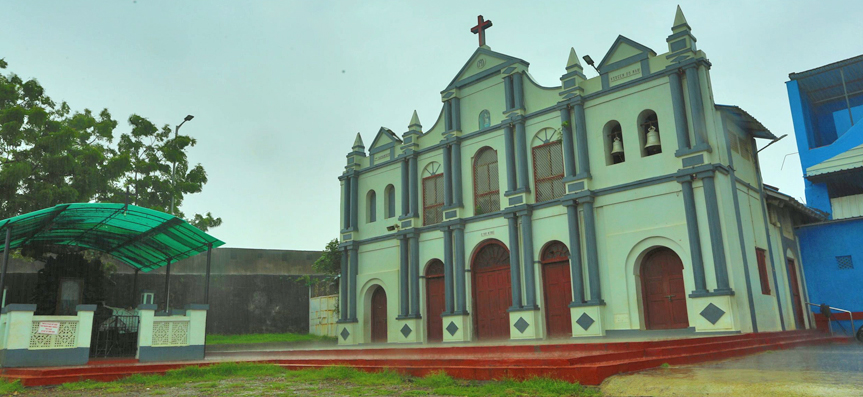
<box><xmin>601</xmin><ymin>343</ymin><xmax>863</xmax><ymax>396</ymax></box>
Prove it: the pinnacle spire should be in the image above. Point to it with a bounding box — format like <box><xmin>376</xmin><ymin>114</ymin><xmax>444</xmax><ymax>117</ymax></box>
<box><xmin>408</xmin><ymin>110</ymin><xmax>422</xmax><ymax>132</ymax></box>
<box><xmin>672</xmin><ymin>5</ymin><xmax>691</xmax><ymax>32</ymax></box>
<box><xmin>352</xmin><ymin>133</ymin><xmax>364</xmax><ymax>149</ymax></box>
<box><xmin>566</xmin><ymin>47</ymin><xmax>583</xmax><ymax>71</ymax></box>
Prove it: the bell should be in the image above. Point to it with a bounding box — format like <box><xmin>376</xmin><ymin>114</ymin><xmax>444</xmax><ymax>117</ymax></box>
<box><xmin>611</xmin><ymin>136</ymin><xmax>624</xmax><ymax>155</ymax></box>
<box><xmin>645</xmin><ymin>126</ymin><xmax>661</xmax><ymax>149</ymax></box>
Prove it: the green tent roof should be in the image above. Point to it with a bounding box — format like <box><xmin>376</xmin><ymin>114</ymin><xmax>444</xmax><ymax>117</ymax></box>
<box><xmin>0</xmin><ymin>203</ymin><xmax>225</xmax><ymax>272</ymax></box>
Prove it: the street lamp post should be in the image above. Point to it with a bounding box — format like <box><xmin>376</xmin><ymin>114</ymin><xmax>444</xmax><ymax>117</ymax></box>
<box><xmin>170</xmin><ymin>115</ymin><xmax>194</xmax><ymax>216</ymax></box>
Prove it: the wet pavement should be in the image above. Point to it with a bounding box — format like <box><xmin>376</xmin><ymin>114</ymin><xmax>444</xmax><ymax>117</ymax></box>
<box><xmin>602</xmin><ymin>343</ymin><xmax>863</xmax><ymax>396</ymax></box>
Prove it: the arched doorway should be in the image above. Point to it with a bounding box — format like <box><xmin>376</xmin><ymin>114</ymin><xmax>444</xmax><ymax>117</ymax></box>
<box><xmin>472</xmin><ymin>240</ymin><xmax>511</xmax><ymax>340</ymax></box>
<box><xmin>787</xmin><ymin>258</ymin><xmax>806</xmax><ymax>329</ymax></box>
<box><xmin>641</xmin><ymin>248</ymin><xmax>689</xmax><ymax>330</ymax></box>
<box><xmin>371</xmin><ymin>287</ymin><xmax>387</xmax><ymax>343</ymax></box>
<box><xmin>425</xmin><ymin>260</ymin><xmax>445</xmax><ymax>343</ymax></box>
<box><xmin>541</xmin><ymin>241</ymin><xmax>572</xmax><ymax>338</ymax></box>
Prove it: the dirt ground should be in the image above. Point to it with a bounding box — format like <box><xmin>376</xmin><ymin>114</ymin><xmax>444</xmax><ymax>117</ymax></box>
<box><xmin>601</xmin><ymin>344</ymin><xmax>863</xmax><ymax>397</ymax></box>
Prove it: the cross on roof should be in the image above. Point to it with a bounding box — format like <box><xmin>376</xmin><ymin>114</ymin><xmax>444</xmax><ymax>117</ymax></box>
<box><xmin>470</xmin><ymin>15</ymin><xmax>492</xmax><ymax>47</ymax></box>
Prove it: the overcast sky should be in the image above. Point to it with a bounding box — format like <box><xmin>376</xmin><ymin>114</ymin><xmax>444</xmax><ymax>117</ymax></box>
<box><xmin>3</xmin><ymin>1</ymin><xmax>862</xmax><ymax>250</ymax></box>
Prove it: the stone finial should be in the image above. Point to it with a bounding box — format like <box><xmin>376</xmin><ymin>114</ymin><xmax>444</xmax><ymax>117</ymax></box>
<box><xmin>566</xmin><ymin>47</ymin><xmax>583</xmax><ymax>72</ymax></box>
<box><xmin>408</xmin><ymin>110</ymin><xmax>422</xmax><ymax>132</ymax></box>
<box><xmin>672</xmin><ymin>5</ymin><xmax>691</xmax><ymax>33</ymax></box>
<box><xmin>352</xmin><ymin>133</ymin><xmax>365</xmax><ymax>150</ymax></box>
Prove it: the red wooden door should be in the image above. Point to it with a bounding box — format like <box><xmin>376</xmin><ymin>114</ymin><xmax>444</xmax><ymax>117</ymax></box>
<box><xmin>541</xmin><ymin>242</ymin><xmax>572</xmax><ymax>338</ymax></box>
<box><xmin>472</xmin><ymin>241</ymin><xmax>511</xmax><ymax>340</ymax></box>
<box><xmin>425</xmin><ymin>261</ymin><xmax>445</xmax><ymax>343</ymax></box>
<box><xmin>642</xmin><ymin>249</ymin><xmax>689</xmax><ymax>330</ymax></box>
<box><xmin>371</xmin><ymin>288</ymin><xmax>387</xmax><ymax>343</ymax></box>
<box><xmin>787</xmin><ymin>259</ymin><xmax>806</xmax><ymax>329</ymax></box>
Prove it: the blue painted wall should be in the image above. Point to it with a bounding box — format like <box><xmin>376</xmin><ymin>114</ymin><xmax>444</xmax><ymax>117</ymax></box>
<box><xmin>796</xmin><ymin>218</ymin><xmax>863</xmax><ymax>334</ymax></box>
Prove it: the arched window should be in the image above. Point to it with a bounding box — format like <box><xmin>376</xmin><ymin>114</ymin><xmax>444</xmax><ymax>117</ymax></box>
<box><xmin>384</xmin><ymin>184</ymin><xmax>396</xmax><ymax>219</ymax></box>
<box><xmin>366</xmin><ymin>190</ymin><xmax>377</xmax><ymax>223</ymax></box>
<box><xmin>532</xmin><ymin>128</ymin><xmax>565</xmax><ymax>202</ymax></box>
<box><xmin>473</xmin><ymin>147</ymin><xmax>500</xmax><ymax>215</ymax></box>
<box><xmin>637</xmin><ymin>110</ymin><xmax>662</xmax><ymax>157</ymax></box>
<box><xmin>604</xmin><ymin>121</ymin><xmax>625</xmax><ymax>165</ymax></box>
<box><xmin>422</xmin><ymin>162</ymin><xmax>444</xmax><ymax>226</ymax></box>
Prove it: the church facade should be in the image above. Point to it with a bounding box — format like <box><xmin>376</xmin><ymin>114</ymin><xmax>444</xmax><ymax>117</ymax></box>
<box><xmin>336</xmin><ymin>7</ymin><xmax>814</xmax><ymax>345</ymax></box>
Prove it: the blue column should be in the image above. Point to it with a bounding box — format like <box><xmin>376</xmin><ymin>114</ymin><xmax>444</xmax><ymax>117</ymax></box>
<box><xmin>504</xmin><ymin>124</ymin><xmax>517</xmax><ymax>192</ymax></box>
<box><xmin>513</xmin><ymin>73</ymin><xmax>524</xmax><ymax>110</ymax></box>
<box><xmin>702</xmin><ymin>174</ymin><xmax>731</xmax><ymax>293</ymax></box>
<box><xmin>350</xmin><ymin>174</ymin><xmax>359</xmax><ymax>230</ymax></box>
<box><xmin>443</xmin><ymin>228</ymin><xmax>454</xmax><ymax>314</ymax></box>
<box><xmin>565</xmin><ymin>203</ymin><xmax>584</xmax><ymax>304</ymax></box>
<box><xmin>681</xmin><ymin>179</ymin><xmax>708</xmax><ymax>294</ymax></box>
<box><xmin>685</xmin><ymin>66</ymin><xmax>707</xmax><ymax>148</ymax></box>
<box><xmin>401</xmin><ymin>160</ymin><xmax>409</xmax><ymax>217</ymax></box>
<box><xmin>409</xmin><ymin>234</ymin><xmax>421</xmax><ymax>317</ymax></box>
<box><xmin>515</xmin><ymin>120</ymin><xmax>530</xmax><ymax>192</ymax></box>
<box><xmin>444</xmin><ymin>100</ymin><xmax>452</xmax><ymax>132</ymax></box>
<box><xmin>506</xmin><ymin>213</ymin><xmax>522</xmax><ymax>309</ymax></box>
<box><xmin>443</xmin><ymin>145</ymin><xmax>453</xmax><ymax>207</ymax></box>
<box><xmin>343</xmin><ymin>177</ymin><xmax>351</xmax><ymax>229</ymax></box>
<box><xmin>668</xmin><ymin>72</ymin><xmax>691</xmax><ymax>151</ymax></box>
<box><xmin>559</xmin><ymin>107</ymin><xmax>576</xmax><ymax>178</ymax></box>
<box><xmin>452</xmin><ymin>141</ymin><xmax>463</xmax><ymax>207</ymax></box>
<box><xmin>504</xmin><ymin>76</ymin><xmax>514</xmax><ymax>111</ymax></box>
<box><xmin>399</xmin><ymin>236</ymin><xmax>409</xmax><ymax>317</ymax></box>
<box><xmin>349</xmin><ymin>246</ymin><xmax>358</xmax><ymax>320</ymax></box>
<box><xmin>452</xmin><ymin>97</ymin><xmax>461</xmax><ymax>131</ymax></box>
<box><xmin>520</xmin><ymin>211</ymin><xmax>537</xmax><ymax>309</ymax></box>
<box><xmin>573</xmin><ymin>102</ymin><xmax>590</xmax><ymax>177</ymax></box>
<box><xmin>409</xmin><ymin>155</ymin><xmax>418</xmax><ymax>216</ymax></box>
<box><xmin>582</xmin><ymin>198</ymin><xmax>602</xmax><ymax>303</ymax></box>
<box><xmin>340</xmin><ymin>248</ymin><xmax>348</xmax><ymax>321</ymax></box>
<box><xmin>453</xmin><ymin>224</ymin><xmax>467</xmax><ymax>313</ymax></box>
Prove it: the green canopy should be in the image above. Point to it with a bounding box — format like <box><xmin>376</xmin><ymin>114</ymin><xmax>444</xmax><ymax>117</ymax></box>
<box><xmin>0</xmin><ymin>203</ymin><xmax>225</xmax><ymax>272</ymax></box>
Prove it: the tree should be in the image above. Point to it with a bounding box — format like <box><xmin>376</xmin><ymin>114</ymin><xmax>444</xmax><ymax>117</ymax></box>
<box><xmin>0</xmin><ymin>57</ymin><xmax>221</xmax><ymax>229</ymax></box>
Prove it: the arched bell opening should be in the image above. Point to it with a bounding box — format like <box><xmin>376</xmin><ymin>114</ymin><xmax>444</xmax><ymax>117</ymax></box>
<box><xmin>637</xmin><ymin>110</ymin><xmax>662</xmax><ymax>157</ymax></box>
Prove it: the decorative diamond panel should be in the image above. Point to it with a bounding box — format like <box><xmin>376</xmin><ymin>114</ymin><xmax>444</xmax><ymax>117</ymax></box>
<box><xmin>446</xmin><ymin>321</ymin><xmax>459</xmax><ymax>336</ymax></box>
<box><xmin>700</xmin><ymin>303</ymin><xmax>726</xmax><ymax>325</ymax></box>
<box><xmin>152</xmin><ymin>321</ymin><xmax>189</xmax><ymax>347</ymax></box>
<box><xmin>340</xmin><ymin>327</ymin><xmax>351</xmax><ymax>341</ymax></box>
<box><xmin>576</xmin><ymin>313</ymin><xmax>594</xmax><ymax>331</ymax></box>
<box><xmin>29</xmin><ymin>321</ymin><xmax>78</xmax><ymax>349</ymax></box>
<box><xmin>837</xmin><ymin>255</ymin><xmax>853</xmax><ymax>270</ymax></box>
<box><xmin>400</xmin><ymin>324</ymin><xmax>412</xmax><ymax>338</ymax></box>
<box><xmin>514</xmin><ymin>317</ymin><xmax>530</xmax><ymax>334</ymax></box>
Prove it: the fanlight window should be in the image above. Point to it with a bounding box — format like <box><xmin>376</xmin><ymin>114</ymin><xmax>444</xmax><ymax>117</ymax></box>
<box><xmin>422</xmin><ymin>162</ymin><xmax>444</xmax><ymax>226</ymax></box>
<box><xmin>473</xmin><ymin>241</ymin><xmax>510</xmax><ymax>272</ymax></box>
<box><xmin>532</xmin><ymin>141</ymin><xmax>565</xmax><ymax>203</ymax></box>
<box><xmin>473</xmin><ymin>148</ymin><xmax>500</xmax><ymax>215</ymax></box>
<box><xmin>540</xmin><ymin>241</ymin><xmax>569</xmax><ymax>264</ymax></box>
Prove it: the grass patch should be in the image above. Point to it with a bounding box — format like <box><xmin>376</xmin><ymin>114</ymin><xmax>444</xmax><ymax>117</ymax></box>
<box><xmin>414</xmin><ymin>371</ymin><xmax>597</xmax><ymax>397</ymax></box>
<box><xmin>0</xmin><ymin>379</ymin><xmax>23</xmax><ymax>395</ymax></box>
<box><xmin>58</xmin><ymin>362</ymin><xmax>287</xmax><ymax>391</ymax></box>
<box><xmin>206</xmin><ymin>332</ymin><xmax>336</xmax><ymax>345</ymax></box>
<box><xmin>284</xmin><ymin>366</ymin><xmax>404</xmax><ymax>386</ymax></box>
<box><xmin>660</xmin><ymin>363</ymin><xmax>671</xmax><ymax>368</ymax></box>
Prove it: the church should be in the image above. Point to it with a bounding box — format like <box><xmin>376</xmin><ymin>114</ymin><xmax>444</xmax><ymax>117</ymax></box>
<box><xmin>335</xmin><ymin>7</ymin><xmax>817</xmax><ymax>345</ymax></box>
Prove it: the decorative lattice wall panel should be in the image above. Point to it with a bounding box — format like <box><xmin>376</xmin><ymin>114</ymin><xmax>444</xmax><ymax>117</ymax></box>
<box><xmin>152</xmin><ymin>321</ymin><xmax>189</xmax><ymax>346</ymax></box>
<box><xmin>29</xmin><ymin>321</ymin><xmax>78</xmax><ymax>349</ymax></box>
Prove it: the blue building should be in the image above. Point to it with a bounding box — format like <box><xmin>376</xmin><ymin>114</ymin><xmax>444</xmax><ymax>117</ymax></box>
<box><xmin>787</xmin><ymin>54</ymin><xmax>863</xmax><ymax>336</ymax></box>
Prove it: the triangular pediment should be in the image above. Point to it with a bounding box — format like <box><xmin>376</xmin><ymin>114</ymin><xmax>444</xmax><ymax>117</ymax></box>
<box><xmin>444</xmin><ymin>47</ymin><xmax>528</xmax><ymax>91</ymax></box>
<box><xmin>597</xmin><ymin>35</ymin><xmax>656</xmax><ymax>73</ymax></box>
<box><xmin>369</xmin><ymin>127</ymin><xmax>401</xmax><ymax>152</ymax></box>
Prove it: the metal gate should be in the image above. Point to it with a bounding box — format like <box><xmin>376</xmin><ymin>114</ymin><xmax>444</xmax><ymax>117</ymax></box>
<box><xmin>90</xmin><ymin>315</ymin><xmax>139</xmax><ymax>358</ymax></box>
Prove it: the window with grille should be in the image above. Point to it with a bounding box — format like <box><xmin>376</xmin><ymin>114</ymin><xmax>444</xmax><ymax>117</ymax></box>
<box><xmin>755</xmin><ymin>248</ymin><xmax>770</xmax><ymax>295</ymax></box>
<box><xmin>423</xmin><ymin>174</ymin><xmax>445</xmax><ymax>226</ymax></box>
<box><xmin>473</xmin><ymin>148</ymin><xmax>500</xmax><ymax>215</ymax></box>
<box><xmin>532</xmin><ymin>141</ymin><xmax>565</xmax><ymax>202</ymax></box>
<box><xmin>837</xmin><ymin>255</ymin><xmax>853</xmax><ymax>270</ymax></box>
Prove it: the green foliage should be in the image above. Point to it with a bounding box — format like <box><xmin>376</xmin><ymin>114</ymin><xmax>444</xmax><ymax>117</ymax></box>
<box><xmin>314</xmin><ymin>239</ymin><xmax>341</xmax><ymax>275</ymax></box>
<box><xmin>0</xmin><ymin>379</ymin><xmax>23</xmax><ymax>395</ymax></box>
<box><xmin>206</xmin><ymin>332</ymin><xmax>335</xmax><ymax>345</ymax></box>
<box><xmin>0</xmin><ymin>57</ymin><xmax>219</xmax><ymax>232</ymax></box>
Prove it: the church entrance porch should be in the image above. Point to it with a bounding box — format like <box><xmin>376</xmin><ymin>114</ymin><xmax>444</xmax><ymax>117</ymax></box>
<box><xmin>425</xmin><ymin>260</ymin><xmax>445</xmax><ymax>343</ymax></box>
<box><xmin>641</xmin><ymin>248</ymin><xmax>689</xmax><ymax>330</ymax></box>
<box><xmin>471</xmin><ymin>240</ymin><xmax>511</xmax><ymax>340</ymax></box>
<box><xmin>541</xmin><ymin>242</ymin><xmax>572</xmax><ymax>338</ymax></box>
<box><xmin>371</xmin><ymin>287</ymin><xmax>387</xmax><ymax>343</ymax></box>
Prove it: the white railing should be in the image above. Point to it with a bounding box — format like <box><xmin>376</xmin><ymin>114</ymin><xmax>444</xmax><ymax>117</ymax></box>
<box><xmin>807</xmin><ymin>302</ymin><xmax>856</xmax><ymax>338</ymax></box>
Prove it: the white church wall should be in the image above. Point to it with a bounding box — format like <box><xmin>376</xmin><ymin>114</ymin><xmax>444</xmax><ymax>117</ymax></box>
<box><xmin>459</xmin><ymin>79</ymin><xmax>506</xmax><ymax>133</ymax></box>
<box><xmin>357</xmin><ymin>163</ymin><xmax>401</xmax><ymax>239</ymax></box>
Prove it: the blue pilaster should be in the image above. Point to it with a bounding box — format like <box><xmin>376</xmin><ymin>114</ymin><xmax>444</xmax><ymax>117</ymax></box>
<box><xmin>453</xmin><ymin>224</ymin><xmax>467</xmax><ymax>314</ymax></box>
<box><xmin>342</xmin><ymin>177</ymin><xmax>351</xmax><ymax>229</ymax></box>
<box><xmin>443</xmin><ymin>145</ymin><xmax>453</xmax><ymax>207</ymax></box>
<box><xmin>701</xmin><ymin>174</ymin><xmax>732</xmax><ymax>293</ymax></box>
<box><xmin>348</xmin><ymin>245</ymin><xmax>358</xmax><ymax>321</ymax></box>
<box><xmin>560</xmin><ymin>107</ymin><xmax>577</xmax><ymax>178</ymax></box>
<box><xmin>409</xmin><ymin>234</ymin><xmax>420</xmax><ymax>317</ymax></box>
<box><xmin>443</xmin><ymin>228</ymin><xmax>454</xmax><ymax>314</ymax></box>
<box><xmin>452</xmin><ymin>140</ymin><xmax>463</xmax><ymax>207</ymax></box>
<box><xmin>398</xmin><ymin>236</ymin><xmax>409</xmax><ymax>317</ymax></box>
<box><xmin>409</xmin><ymin>155</ymin><xmax>419</xmax><ymax>216</ymax></box>
<box><xmin>519</xmin><ymin>209</ymin><xmax>537</xmax><ymax>309</ymax></box>
<box><xmin>564</xmin><ymin>202</ymin><xmax>585</xmax><ymax>305</ymax></box>
<box><xmin>679</xmin><ymin>178</ymin><xmax>708</xmax><ymax>295</ymax></box>
<box><xmin>513</xmin><ymin>73</ymin><xmax>524</xmax><ymax>110</ymax></box>
<box><xmin>400</xmin><ymin>160</ymin><xmax>409</xmax><ymax>217</ymax></box>
<box><xmin>504</xmin><ymin>76</ymin><xmax>514</xmax><ymax>111</ymax></box>
<box><xmin>505</xmin><ymin>213</ymin><xmax>523</xmax><ymax>309</ymax></box>
<box><xmin>581</xmin><ymin>197</ymin><xmax>602</xmax><ymax>304</ymax></box>
<box><xmin>444</xmin><ymin>100</ymin><xmax>452</xmax><ymax>132</ymax></box>
<box><xmin>669</xmin><ymin>72</ymin><xmax>691</xmax><ymax>153</ymax></box>
<box><xmin>452</xmin><ymin>97</ymin><xmax>461</xmax><ymax>131</ymax></box>
<box><xmin>350</xmin><ymin>174</ymin><xmax>359</xmax><ymax>230</ymax></box>
<box><xmin>573</xmin><ymin>101</ymin><xmax>591</xmax><ymax>178</ymax></box>
<box><xmin>515</xmin><ymin>120</ymin><xmax>530</xmax><ymax>192</ymax></box>
<box><xmin>684</xmin><ymin>65</ymin><xmax>708</xmax><ymax>148</ymax></box>
<box><xmin>504</xmin><ymin>124</ymin><xmax>517</xmax><ymax>193</ymax></box>
<box><xmin>340</xmin><ymin>248</ymin><xmax>348</xmax><ymax>321</ymax></box>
